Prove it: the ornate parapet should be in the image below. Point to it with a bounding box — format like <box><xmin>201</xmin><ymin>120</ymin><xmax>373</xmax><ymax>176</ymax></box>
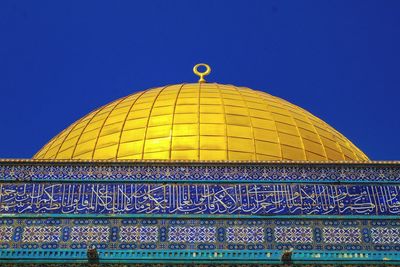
<box><xmin>0</xmin><ymin>160</ymin><xmax>399</xmax><ymax>266</ymax></box>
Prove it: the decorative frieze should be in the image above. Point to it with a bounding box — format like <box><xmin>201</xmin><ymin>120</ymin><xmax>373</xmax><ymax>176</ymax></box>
<box><xmin>0</xmin><ymin>162</ymin><xmax>399</xmax><ymax>183</ymax></box>
<box><xmin>1</xmin><ymin>218</ymin><xmax>400</xmax><ymax>251</ymax></box>
<box><xmin>0</xmin><ymin>183</ymin><xmax>399</xmax><ymax>216</ymax></box>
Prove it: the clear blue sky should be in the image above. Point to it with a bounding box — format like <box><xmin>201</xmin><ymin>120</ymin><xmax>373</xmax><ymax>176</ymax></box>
<box><xmin>0</xmin><ymin>1</ymin><xmax>399</xmax><ymax>160</ymax></box>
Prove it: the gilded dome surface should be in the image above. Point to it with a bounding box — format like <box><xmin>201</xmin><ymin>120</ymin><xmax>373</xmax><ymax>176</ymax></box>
<box><xmin>34</xmin><ymin>83</ymin><xmax>368</xmax><ymax>161</ymax></box>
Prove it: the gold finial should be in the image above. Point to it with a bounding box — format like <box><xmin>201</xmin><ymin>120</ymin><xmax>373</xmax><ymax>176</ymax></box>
<box><xmin>193</xmin><ymin>63</ymin><xmax>211</xmax><ymax>83</ymax></box>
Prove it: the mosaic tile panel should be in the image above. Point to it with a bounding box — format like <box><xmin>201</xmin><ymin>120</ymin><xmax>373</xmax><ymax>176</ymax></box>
<box><xmin>70</xmin><ymin>226</ymin><xmax>110</xmax><ymax>242</ymax></box>
<box><xmin>1</xmin><ymin>183</ymin><xmax>399</xmax><ymax>216</ymax></box>
<box><xmin>0</xmin><ymin>226</ymin><xmax>13</xmax><ymax>242</ymax></box>
<box><xmin>120</xmin><ymin>226</ymin><xmax>158</xmax><ymax>242</ymax></box>
<box><xmin>371</xmin><ymin>228</ymin><xmax>400</xmax><ymax>244</ymax></box>
<box><xmin>22</xmin><ymin>226</ymin><xmax>62</xmax><ymax>243</ymax></box>
<box><xmin>226</xmin><ymin>226</ymin><xmax>264</xmax><ymax>243</ymax></box>
<box><xmin>0</xmin><ymin>162</ymin><xmax>399</xmax><ymax>182</ymax></box>
<box><xmin>168</xmin><ymin>226</ymin><xmax>216</xmax><ymax>243</ymax></box>
<box><xmin>322</xmin><ymin>227</ymin><xmax>361</xmax><ymax>244</ymax></box>
<box><xmin>1</xmin><ymin>218</ymin><xmax>400</xmax><ymax>251</ymax></box>
<box><xmin>275</xmin><ymin>227</ymin><xmax>313</xmax><ymax>243</ymax></box>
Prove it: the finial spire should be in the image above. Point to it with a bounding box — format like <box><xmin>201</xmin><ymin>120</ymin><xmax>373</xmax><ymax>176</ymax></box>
<box><xmin>193</xmin><ymin>63</ymin><xmax>211</xmax><ymax>83</ymax></box>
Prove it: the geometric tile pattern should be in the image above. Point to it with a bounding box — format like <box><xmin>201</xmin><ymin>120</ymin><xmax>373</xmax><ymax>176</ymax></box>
<box><xmin>275</xmin><ymin>227</ymin><xmax>313</xmax><ymax>243</ymax></box>
<box><xmin>371</xmin><ymin>228</ymin><xmax>400</xmax><ymax>244</ymax></box>
<box><xmin>168</xmin><ymin>227</ymin><xmax>216</xmax><ymax>243</ymax></box>
<box><xmin>226</xmin><ymin>227</ymin><xmax>264</xmax><ymax>243</ymax></box>
<box><xmin>120</xmin><ymin>226</ymin><xmax>158</xmax><ymax>242</ymax></box>
<box><xmin>1</xmin><ymin>183</ymin><xmax>400</xmax><ymax>216</ymax></box>
<box><xmin>22</xmin><ymin>226</ymin><xmax>62</xmax><ymax>243</ymax></box>
<box><xmin>70</xmin><ymin>226</ymin><xmax>109</xmax><ymax>243</ymax></box>
<box><xmin>323</xmin><ymin>227</ymin><xmax>362</xmax><ymax>244</ymax></box>
<box><xmin>1</xmin><ymin>218</ymin><xmax>400</xmax><ymax>251</ymax></box>
<box><xmin>0</xmin><ymin>226</ymin><xmax>13</xmax><ymax>242</ymax></box>
<box><xmin>1</xmin><ymin>162</ymin><xmax>399</xmax><ymax>183</ymax></box>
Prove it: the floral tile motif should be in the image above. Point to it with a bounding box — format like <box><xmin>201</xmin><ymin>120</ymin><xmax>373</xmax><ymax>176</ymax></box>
<box><xmin>1</xmin><ymin>163</ymin><xmax>399</xmax><ymax>183</ymax></box>
<box><xmin>0</xmin><ymin>226</ymin><xmax>13</xmax><ymax>242</ymax></box>
<box><xmin>70</xmin><ymin>226</ymin><xmax>109</xmax><ymax>243</ymax></box>
<box><xmin>274</xmin><ymin>227</ymin><xmax>313</xmax><ymax>243</ymax></box>
<box><xmin>226</xmin><ymin>227</ymin><xmax>264</xmax><ymax>243</ymax></box>
<box><xmin>120</xmin><ymin>226</ymin><xmax>158</xmax><ymax>242</ymax></box>
<box><xmin>371</xmin><ymin>228</ymin><xmax>400</xmax><ymax>244</ymax></box>
<box><xmin>168</xmin><ymin>227</ymin><xmax>216</xmax><ymax>243</ymax></box>
<box><xmin>323</xmin><ymin>227</ymin><xmax>361</xmax><ymax>244</ymax></box>
<box><xmin>22</xmin><ymin>226</ymin><xmax>61</xmax><ymax>243</ymax></box>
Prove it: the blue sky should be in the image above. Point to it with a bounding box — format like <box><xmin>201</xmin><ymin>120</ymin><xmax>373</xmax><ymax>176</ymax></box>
<box><xmin>0</xmin><ymin>0</ymin><xmax>399</xmax><ymax>160</ymax></box>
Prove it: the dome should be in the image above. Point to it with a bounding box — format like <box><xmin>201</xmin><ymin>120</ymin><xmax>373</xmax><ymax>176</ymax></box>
<box><xmin>34</xmin><ymin>81</ymin><xmax>368</xmax><ymax>161</ymax></box>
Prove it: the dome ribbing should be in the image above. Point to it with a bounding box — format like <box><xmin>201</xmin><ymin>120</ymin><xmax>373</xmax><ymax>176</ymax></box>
<box><xmin>34</xmin><ymin>83</ymin><xmax>368</xmax><ymax>161</ymax></box>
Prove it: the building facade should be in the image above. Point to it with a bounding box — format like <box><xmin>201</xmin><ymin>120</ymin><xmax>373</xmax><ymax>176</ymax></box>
<box><xmin>0</xmin><ymin>64</ymin><xmax>399</xmax><ymax>266</ymax></box>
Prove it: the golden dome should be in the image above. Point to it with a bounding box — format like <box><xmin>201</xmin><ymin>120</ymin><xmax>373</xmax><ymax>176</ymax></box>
<box><xmin>34</xmin><ymin>83</ymin><xmax>368</xmax><ymax>161</ymax></box>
